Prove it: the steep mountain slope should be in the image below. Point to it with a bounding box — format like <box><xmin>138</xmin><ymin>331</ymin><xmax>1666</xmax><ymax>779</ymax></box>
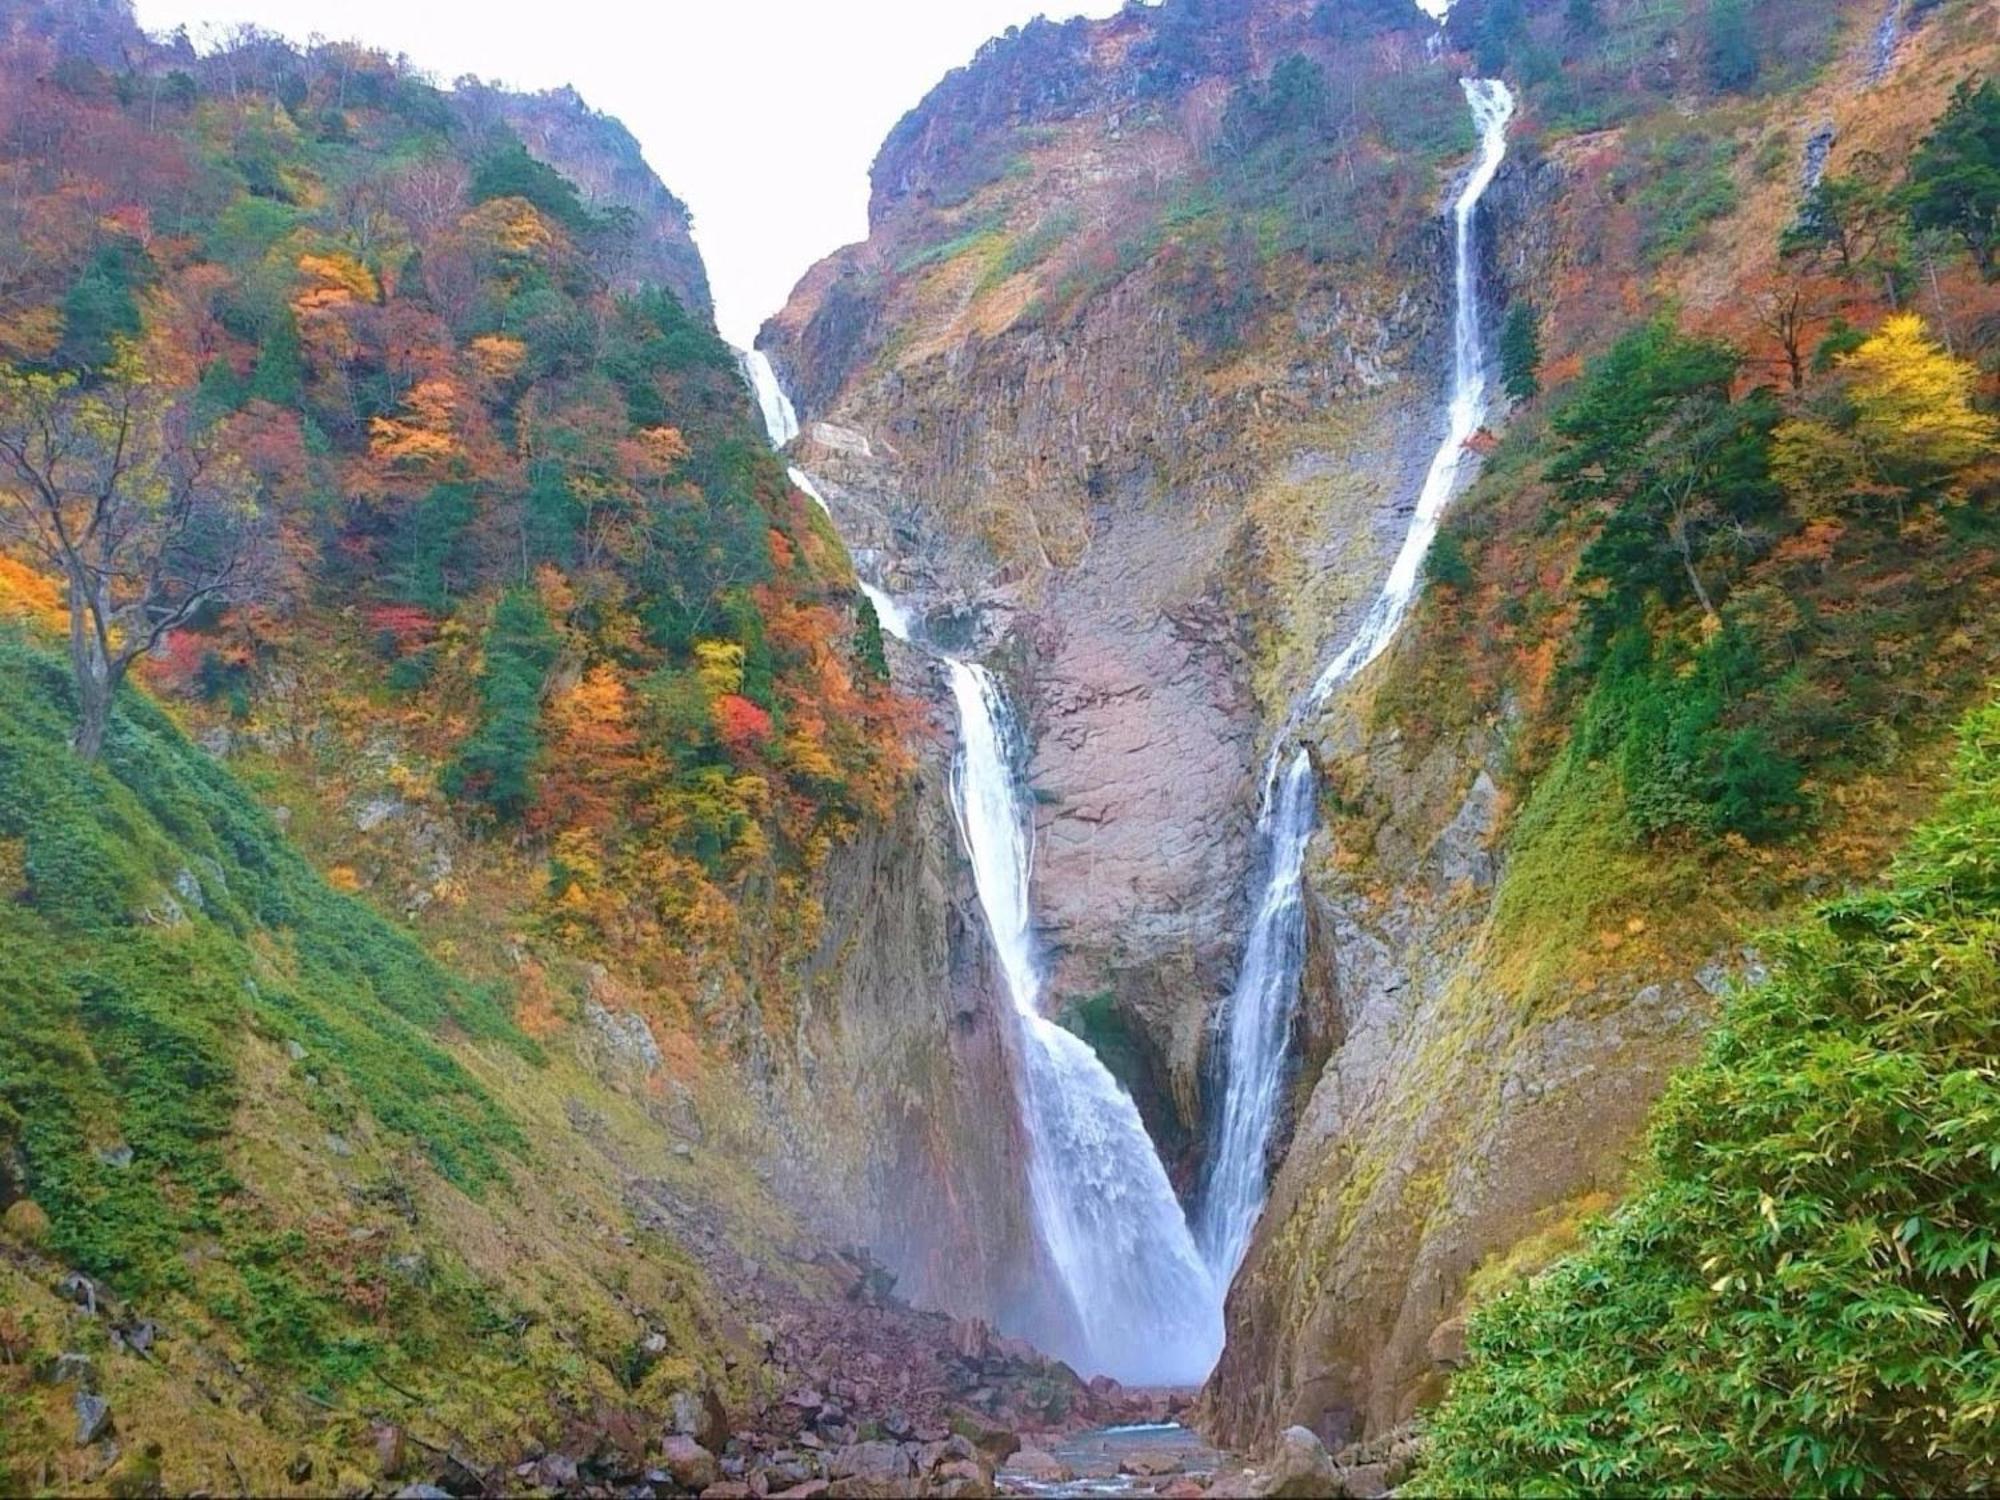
<box><xmin>762</xmin><ymin>0</ymin><xmax>1999</xmax><ymax>1457</ymax></box>
<box><xmin>0</xmin><ymin>3</ymin><xmax>1073</xmax><ymax>1488</ymax></box>
<box><xmin>1414</xmin><ymin>691</ymin><xmax>2000</xmax><ymax>1495</ymax></box>
<box><xmin>1209</xmin><ymin>0</ymin><xmax>1999</xmax><ymax>1450</ymax></box>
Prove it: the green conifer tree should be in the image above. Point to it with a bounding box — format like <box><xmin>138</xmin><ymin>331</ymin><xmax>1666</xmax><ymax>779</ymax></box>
<box><xmin>1499</xmin><ymin>299</ymin><xmax>1543</xmax><ymax>402</ymax></box>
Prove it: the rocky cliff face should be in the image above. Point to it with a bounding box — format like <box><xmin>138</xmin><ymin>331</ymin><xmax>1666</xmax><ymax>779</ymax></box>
<box><xmin>1203</xmin><ymin>0</ymin><xmax>2000</xmax><ymax>1449</ymax></box>
<box><xmin>761</xmin><ymin>691</ymin><xmax>1055</xmax><ymax>1335</ymax></box>
<box><xmin>1201</xmin><ymin>678</ymin><xmax>1729</xmax><ymax>1446</ymax></box>
<box><xmin>764</xmin><ymin>0</ymin><xmax>1459</xmax><ymax>1163</ymax></box>
<box><xmin>458</xmin><ymin>82</ymin><xmax>715</xmax><ymax>318</ymax></box>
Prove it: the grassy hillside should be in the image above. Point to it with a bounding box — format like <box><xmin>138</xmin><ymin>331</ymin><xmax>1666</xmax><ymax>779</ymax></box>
<box><xmin>0</xmin><ymin>626</ymin><xmax>773</xmax><ymax>1492</ymax></box>
<box><xmin>1412</xmin><ymin>690</ymin><xmax>2000</xmax><ymax>1496</ymax></box>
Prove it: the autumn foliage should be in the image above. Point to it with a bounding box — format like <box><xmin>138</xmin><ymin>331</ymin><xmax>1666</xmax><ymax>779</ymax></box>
<box><xmin>0</xmin><ymin>17</ymin><xmax>915</xmax><ymax>1005</ymax></box>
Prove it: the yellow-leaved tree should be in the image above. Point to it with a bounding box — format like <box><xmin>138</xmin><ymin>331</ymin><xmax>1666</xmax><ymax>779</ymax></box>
<box><xmin>0</xmin><ymin>354</ymin><xmax>270</xmax><ymax>758</ymax></box>
<box><xmin>1774</xmin><ymin>314</ymin><xmax>1997</xmax><ymax>519</ymax></box>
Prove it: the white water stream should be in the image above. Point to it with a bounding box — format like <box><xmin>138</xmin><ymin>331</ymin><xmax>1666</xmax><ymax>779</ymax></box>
<box><xmin>738</xmin><ymin>348</ymin><xmax>1221</xmax><ymax>1385</ymax></box>
<box><xmin>946</xmin><ymin>660</ymin><xmax>1223</xmax><ymax>1385</ymax></box>
<box><xmin>1195</xmin><ymin>78</ymin><xmax>1516</xmax><ymax>1284</ymax></box>
<box><xmin>740</xmin><ymin>347</ymin><xmax>800</xmax><ymax>449</ymax></box>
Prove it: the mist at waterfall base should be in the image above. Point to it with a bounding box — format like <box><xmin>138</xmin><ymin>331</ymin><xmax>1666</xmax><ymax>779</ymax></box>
<box><xmin>741</xmin><ymin>351</ymin><xmax>1220</xmax><ymax>1385</ymax></box>
<box><xmin>1196</xmin><ymin>78</ymin><xmax>1516</xmax><ymax>1284</ymax></box>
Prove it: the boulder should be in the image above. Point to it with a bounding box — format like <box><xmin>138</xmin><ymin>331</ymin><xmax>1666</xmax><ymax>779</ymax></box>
<box><xmin>1008</xmin><ymin>1447</ymin><xmax>1071</xmax><ymax>1483</ymax></box>
<box><xmin>825</xmin><ymin>1440</ymin><xmax>916</xmax><ymax>1498</ymax></box>
<box><xmin>373</xmin><ymin>1423</ymin><xmax>406</xmax><ymax>1479</ymax></box>
<box><xmin>700</xmin><ymin>1485</ymin><xmax>753</xmax><ymax>1500</ymax></box>
<box><xmin>73</xmin><ymin>1392</ymin><xmax>113</xmax><ymax>1446</ymax></box>
<box><xmin>1337</xmin><ymin>1461</ymin><xmax>1390</xmax><ymax>1498</ymax></box>
<box><xmin>828</xmin><ymin>1441</ymin><xmax>912</xmax><ymax>1482</ymax></box>
<box><xmin>533</xmin><ymin>1452</ymin><xmax>579</xmax><ymax>1490</ymax></box>
<box><xmin>112</xmin><ymin>1319</ymin><xmax>156</xmax><ymax>1355</ymax></box>
<box><xmin>667</xmin><ymin>1386</ymin><xmax>733</xmax><ymax>1452</ymax></box>
<box><xmin>1426</xmin><ymin>1314</ymin><xmax>1467</xmax><ymax>1369</ymax></box>
<box><xmin>1121</xmin><ymin>1452</ymin><xmax>1184</xmax><ymax>1477</ymax></box>
<box><xmin>660</xmin><ymin>1435</ymin><xmax>720</xmax><ymax>1492</ymax></box>
<box><xmin>933</xmin><ymin>1459</ymin><xmax>994</xmax><ymax>1498</ymax></box>
<box><xmin>946</xmin><ymin>1412</ymin><xmax>1018</xmax><ymax>1463</ymax></box>
<box><xmin>760</xmin><ymin>1456</ymin><xmax>821</xmax><ymax>1490</ymax></box>
<box><xmin>989</xmin><ymin>1335</ymin><xmax>1038</xmax><ymax>1366</ymax></box>
<box><xmin>1258</xmin><ymin>1427</ymin><xmax>1338</xmax><ymax>1499</ymax></box>
<box><xmin>770</xmin><ymin>1483</ymin><xmax>831</xmax><ymax>1499</ymax></box>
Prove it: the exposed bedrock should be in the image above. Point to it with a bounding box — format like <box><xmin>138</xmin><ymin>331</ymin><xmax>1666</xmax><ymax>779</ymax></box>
<box><xmin>766</xmin><ymin>211</ymin><xmax>1463</xmax><ymax>1175</ymax></box>
<box><xmin>755</xmin><ymin>666</ymin><xmax>1058</xmax><ymax>1337</ymax></box>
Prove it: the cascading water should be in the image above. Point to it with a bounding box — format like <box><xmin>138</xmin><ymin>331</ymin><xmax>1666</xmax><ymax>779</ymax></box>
<box><xmin>1197</xmin><ymin>78</ymin><xmax>1516</xmax><ymax>1284</ymax></box>
<box><xmin>947</xmin><ymin>660</ymin><xmax>1223</xmax><ymax>1385</ymax></box>
<box><xmin>740</xmin><ymin>347</ymin><xmax>800</xmax><ymax>449</ymax></box>
<box><xmin>783</xmin><ymin>464</ymin><xmax>913</xmax><ymax>641</ymax></box>
<box><xmin>746</xmin><ymin>344</ymin><xmax>1219</xmax><ymax>1384</ymax></box>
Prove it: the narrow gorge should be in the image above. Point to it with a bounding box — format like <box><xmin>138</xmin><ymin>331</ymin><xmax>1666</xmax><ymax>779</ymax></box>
<box><xmin>2</xmin><ymin>0</ymin><xmax>1996</xmax><ymax>1495</ymax></box>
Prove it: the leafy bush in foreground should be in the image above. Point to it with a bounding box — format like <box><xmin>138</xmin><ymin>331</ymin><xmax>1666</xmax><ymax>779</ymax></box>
<box><xmin>1414</xmin><ymin>694</ymin><xmax>2000</xmax><ymax>1496</ymax></box>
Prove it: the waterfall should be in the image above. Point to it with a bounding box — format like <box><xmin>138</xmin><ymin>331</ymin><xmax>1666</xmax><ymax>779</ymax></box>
<box><xmin>784</xmin><ymin>463</ymin><xmax>913</xmax><ymax>642</ymax></box>
<box><xmin>947</xmin><ymin>661</ymin><xmax>1223</xmax><ymax>1385</ymax></box>
<box><xmin>753</xmin><ymin>357</ymin><xmax>1220</xmax><ymax>1384</ymax></box>
<box><xmin>1196</xmin><ymin>78</ymin><xmax>1516</xmax><ymax>1284</ymax></box>
<box><xmin>740</xmin><ymin>346</ymin><xmax>800</xmax><ymax>449</ymax></box>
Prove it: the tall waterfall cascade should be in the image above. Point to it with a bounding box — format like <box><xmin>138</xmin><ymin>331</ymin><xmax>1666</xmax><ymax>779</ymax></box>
<box><xmin>946</xmin><ymin>663</ymin><xmax>1223</xmax><ymax>1385</ymax></box>
<box><xmin>1196</xmin><ymin>78</ymin><xmax>1516</xmax><ymax>1285</ymax></box>
<box><xmin>740</xmin><ymin>347</ymin><xmax>800</xmax><ymax>449</ymax></box>
<box><xmin>738</xmin><ymin>348</ymin><xmax>1221</xmax><ymax>1385</ymax></box>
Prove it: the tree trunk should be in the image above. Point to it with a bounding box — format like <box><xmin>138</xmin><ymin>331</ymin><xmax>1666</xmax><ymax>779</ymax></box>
<box><xmin>65</xmin><ymin>575</ymin><xmax>119</xmax><ymax>762</ymax></box>
<box><xmin>1670</xmin><ymin>507</ymin><xmax>1719</xmax><ymax>623</ymax></box>
<box><xmin>72</xmin><ymin>673</ymin><xmax>109</xmax><ymax>761</ymax></box>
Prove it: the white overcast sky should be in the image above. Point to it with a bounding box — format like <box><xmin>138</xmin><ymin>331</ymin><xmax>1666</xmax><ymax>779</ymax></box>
<box><xmin>129</xmin><ymin>0</ymin><xmax>1144</xmax><ymax>346</ymax></box>
<box><xmin>128</xmin><ymin>2</ymin><xmax>1452</xmax><ymax>344</ymax></box>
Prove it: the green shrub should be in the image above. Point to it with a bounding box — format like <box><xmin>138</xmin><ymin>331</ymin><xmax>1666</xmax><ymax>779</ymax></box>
<box><xmin>1499</xmin><ymin>300</ymin><xmax>1542</xmax><ymax>402</ymax></box>
<box><xmin>1413</xmin><ymin>694</ymin><xmax>2000</xmax><ymax>1496</ymax></box>
<box><xmin>1425</xmin><ymin>531</ymin><xmax>1476</xmax><ymax>594</ymax></box>
<box><xmin>470</xmin><ymin>141</ymin><xmax>594</xmax><ymax>232</ymax></box>
<box><xmin>1627</xmin><ymin>126</ymin><xmax>1741</xmax><ymax>264</ymax></box>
